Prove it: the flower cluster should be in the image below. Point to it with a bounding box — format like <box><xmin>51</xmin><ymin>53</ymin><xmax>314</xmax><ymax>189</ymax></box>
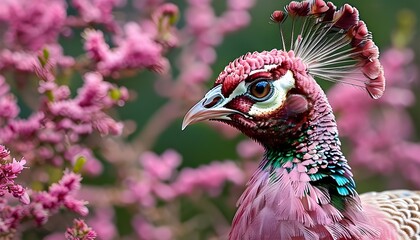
<box><xmin>65</xmin><ymin>219</ymin><xmax>97</xmax><ymax>240</ymax></box>
<box><xmin>0</xmin><ymin>0</ymin><xmax>66</xmax><ymax>51</ymax></box>
<box><xmin>133</xmin><ymin>150</ymin><xmax>244</xmax><ymax>202</ymax></box>
<box><xmin>0</xmin><ymin>0</ymin><xmax>256</xmax><ymax>238</ymax></box>
<box><xmin>83</xmin><ymin>22</ymin><xmax>169</xmax><ymax>77</ymax></box>
<box><xmin>71</xmin><ymin>0</ymin><xmax>124</xmax><ymax>32</ymax></box>
<box><xmin>32</xmin><ymin>170</ymin><xmax>89</xmax><ymax>225</ymax></box>
<box><xmin>0</xmin><ymin>145</ymin><xmax>29</xmax><ymax>236</ymax></box>
<box><xmin>0</xmin><ymin>69</ymin><xmax>128</xmax><ymax>176</ymax></box>
<box><xmin>124</xmin><ymin>150</ymin><xmax>244</xmax><ymax>239</ymax></box>
<box><xmin>69</xmin><ymin>149</ymin><xmax>245</xmax><ymax>239</ymax></box>
<box><xmin>0</xmin><ymin>145</ymin><xmax>88</xmax><ymax>238</ymax></box>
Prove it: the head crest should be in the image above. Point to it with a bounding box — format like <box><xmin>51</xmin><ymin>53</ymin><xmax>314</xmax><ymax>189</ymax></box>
<box><xmin>272</xmin><ymin>0</ymin><xmax>385</xmax><ymax>99</ymax></box>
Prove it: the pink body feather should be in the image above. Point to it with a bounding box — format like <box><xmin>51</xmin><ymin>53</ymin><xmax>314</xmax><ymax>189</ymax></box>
<box><xmin>231</xmin><ymin>166</ymin><xmax>399</xmax><ymax>240</ymax></box>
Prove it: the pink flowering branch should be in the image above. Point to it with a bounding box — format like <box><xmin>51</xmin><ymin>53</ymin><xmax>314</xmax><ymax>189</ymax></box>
<box><xmin>0</xmin><ymin>145</ymin><xmax>29</xmax><ymax>205</ymax></box>
<box><xmin>0</xmin><ymin>145</ymin><xmax>88</xmax><ymax>237</ymax></box>
<box><xmin>31</xmin><ymin>170</ymin><xmax>89</xmax><ymax>225</ymax></box>
<box><xmin>0</xmin><ymin>0</ymin><xmax>259</xmax><ymax>238</ymax></box>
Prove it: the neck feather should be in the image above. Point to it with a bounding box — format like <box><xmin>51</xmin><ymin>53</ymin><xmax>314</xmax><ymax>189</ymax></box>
<box><xmin>262</xmin><ymin>84</ymin><xmax>357</xmax><ymax>208</ymax></box>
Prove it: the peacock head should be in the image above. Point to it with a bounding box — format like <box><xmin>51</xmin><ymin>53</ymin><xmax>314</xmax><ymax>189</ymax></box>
<box><xmin>182</xmin><ymin>0</ymin><xmax>385</xmax><ymax>148</ymax></box>
<box><xmin>182</xmin><ymin>50</ymin><xmax>316</xmax><ymax>147</ymax></box>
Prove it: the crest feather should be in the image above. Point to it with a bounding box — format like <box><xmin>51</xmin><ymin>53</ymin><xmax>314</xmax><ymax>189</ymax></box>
<box><xmin>272</xmin><ymin>0</ymin><xmax>385</xmax><ymax>99</ymax></box>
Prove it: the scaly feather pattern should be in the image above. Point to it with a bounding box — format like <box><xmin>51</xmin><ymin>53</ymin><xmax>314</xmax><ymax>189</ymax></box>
<box><xmin>182</xmin><ymin>0</ymin><xmax>420</xmax><ymax>239</ymax></box>
<box><xmin>361</xmin><ymin>190</ymin><xmax>420</xmax><ymax>239</ymax></box>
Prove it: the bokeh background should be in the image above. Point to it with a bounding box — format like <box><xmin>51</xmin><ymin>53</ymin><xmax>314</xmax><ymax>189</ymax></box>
<box><xmin>0</xmin><ymin>0</ymin><xmax>419</xmax><ymax>239</ymax></box>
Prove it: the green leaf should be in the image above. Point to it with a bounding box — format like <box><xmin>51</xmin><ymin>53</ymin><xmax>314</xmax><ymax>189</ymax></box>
<box><xmin>109</xmin><ymin>88</ymin><xmax>121</xmax><ymax>100</ymax></box>
<box><xmin>73</xmin><ymin>156</ymin><xmax>87</xmax><ymax>173</ymax></box>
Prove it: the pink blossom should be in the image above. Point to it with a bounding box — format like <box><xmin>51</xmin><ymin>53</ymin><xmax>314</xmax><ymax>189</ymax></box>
<box><xmin>152</xmin><ymin>3</ymin><xmax>180</xmax><ymax>47</ymax></box>
<box><xmin>209</xmin><ymin>121</ymin><xmax>240</xmax><ymax>139</ymax></box>
<box><xmin>172</xmin><ymin>161</ymin><xmax>245</xmax><ymax>196</ymax></box>
<box><xmin>0</xmin><ymin>68</ymin><xmax>127</xmax><ymax>170</ymax></box>
<box><xmin>124</xmin><ymin>151</ymin><xmax>245</xmax><ymax>208</ymax></box>
<box><xmin>32</xmin><ymin>203</ymin><xmax>50</xmax><ymax>225</ymax></box>
<box><xmin>0</xmin><ymin>0</ymin><xmax>66</xmax><ymax>51</ymax></box>
<box><xmin>83</xmin><ymin>29</ymin><xmax>110</xmax><ymax>62</ymax></box>
<box><xmin>33</xmin><ymin>170</ymin><xmax>89</xmax><ymax>219</ymax></box>
<box><xmin>0</xmin><ymin>49</ymin><xmax>37</xmax><ymax>72</ymax></box>
<box><xmin>65</xmin><ymin>219</ymin><xmax>97</xmax><ymax>240</ymax></box>
<box><xmin>228</xmin><ymin>0</ymin><xmax>256</xmax><ymax>10</ymax></box>
<box><xmin>0</xmin><ymin>44</ymin><xmax>74</xmax><ymax>73</ymax></box>
<box><xmin>125</xmin><ymin>178</ymin><xmax>156</xmax><ymax>207</ymax></box>
<box><xmin>65</xmin><ymin>146</ymin><xmax>103</xmax><ymax>176</ymax></box>
<box><xmin>0</xmin><ymin>147</ymin><xmax>29</xmax><ymax>235</ymax></box>
<box><xmin>46</xmin><ymin>72</ymin><xmax>127</xmax><ymax>136</ymax></box>
<box><xmin>87</xmin><ymin>208</ymin><xmax>117</xmax><ymax>240</ymax></box>
<box><xmin>219</xmin><ymin>10</ymin><xmax>252</xmax><ymax>33</ymax></box>
<box><xmin>0</xmin><ymin>149</ymin><xmax>29</xmax><ymax>204</ymax></box>
<box><xmin>139</xmin><ymin>149</ymin><xmax>181</xmax><ymax>181</ymax></box>
<box><xmin>178</xmin><ymin>61</ymin><xmax>212</xmax><ymax>85</ymax></box>
<box><xmin>38</xmin><ymin>82</ymin><xmax>71</xmax><ymax>102</ymax></box>
<box><xmin>132</xmin><ymin>217</ymin><xmax>172</xmax><ymax>240</ymax></box>
<box><xmin>71</xmin><ymin>0</ymin><xmax>123</xmax><ymax>31</ymax></box>
<box><xmin>236</xmin><ymin>139</ymin><xmax>264</xmax><ymax>159</ymax></box>
<box><xmin>185</xmin><ymin>5</ymin><xmax>216</xmax><ymax>34</ymax></box>
<box><xmin>0</xmin><ymin>145</ymin><xmax>10</xmax><ymax>159</ymax></box>
<box><xmin>124</xmin><ymin>149</ymin><xmax>182</xmax><ymax>206</ymax></box>
<box><xmin>83</xmin><ymin>23</ymin><xmax>169</xmax><ymax>76</ymax></box>
<box><xmin>64</xmin><ymin>198</ymin><xmax>89</xmax><ymax>216</ymax></box>
<box><xmin>171</xmin><ymin>0</ymin><xmax>255</xmax><ymax>92</ymax></box>
<box><xmin>0</xmin><ymin>76</ymin><xmax>19</xmax><ymax>120</ymax></box>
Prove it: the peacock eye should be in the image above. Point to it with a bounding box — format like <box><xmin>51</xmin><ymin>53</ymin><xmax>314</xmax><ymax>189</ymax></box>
<box><xmin>248</xmin><ymin>80</ymin><xmax>273</xmax><ymax>101</ymax></box>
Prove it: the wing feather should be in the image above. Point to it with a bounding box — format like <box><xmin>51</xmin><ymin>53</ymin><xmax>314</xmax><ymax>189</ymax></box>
<box><xmin>361</xmin><ymin>190</ymin><xmax>420</xmax><ymax>239</ymax></box>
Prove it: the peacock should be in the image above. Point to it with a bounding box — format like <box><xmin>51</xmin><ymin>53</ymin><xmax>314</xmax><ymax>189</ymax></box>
<box><xmin>182</xmin><ymin>0</ymin><xmax>420</xmax><ymax>239</ymax></box>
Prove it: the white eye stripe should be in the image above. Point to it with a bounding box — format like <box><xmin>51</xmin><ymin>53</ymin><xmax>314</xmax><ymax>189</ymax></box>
<box><xmin>225</xmin><ymin>64</ymin><xmax>279</xmax><ymax>101</ymax></box>
<box><xmin>248</xmin><ymin>64</ymin><xmax>278</xmax><ymax>76</ymax></box>
<box><xmin>224</xmin><ymin>69</ymin><xmax>295</xmax><ymax>112</ymax></box>
<box><xmin>248</xmin><ymin>70</ymin><xmax>295</xmax><ymax>116</ymax></box>
<box><xmin>225</xmin><ymin>81</ymin><xmax>247</xmax><ymax>103</ymax></box>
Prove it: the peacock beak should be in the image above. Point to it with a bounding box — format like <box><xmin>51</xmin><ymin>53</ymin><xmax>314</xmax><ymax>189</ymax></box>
<box><xmin>182</xmin><ymin>85</ymin><xmax>239</xmax><ymax>130</ymax></box>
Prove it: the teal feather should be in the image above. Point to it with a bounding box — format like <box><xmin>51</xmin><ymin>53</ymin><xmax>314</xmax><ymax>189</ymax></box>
<box><xmin>309</xmin><ymin>173</ymin><xmax>327</xmax><ymax>181</ymax></box>
<box><xmin>337</xmin><ymin>186</ymin><xmax>350</xmax><ymax>196</ymax></box>
<box><xmin>331</xmin><ymin>174</ymin><xmax>350</xmax><ymax>186</ymax></box>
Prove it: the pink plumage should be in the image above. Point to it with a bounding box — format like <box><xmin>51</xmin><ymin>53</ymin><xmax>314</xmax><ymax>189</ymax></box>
<box><xmin>182</xmin><ymin>0</ymin><xmax>420</xmax><ymax>239</ymax></box>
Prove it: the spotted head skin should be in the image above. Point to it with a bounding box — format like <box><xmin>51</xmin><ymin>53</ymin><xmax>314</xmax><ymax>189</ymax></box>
<box><xmin>183</xmin><ymin>0</ymin><xmax>420</xmax><ymax>239</ymax></box>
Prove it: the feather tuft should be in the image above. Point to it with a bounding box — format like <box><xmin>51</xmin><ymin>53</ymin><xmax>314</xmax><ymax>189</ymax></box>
<box><xmin>270</xmin><ymin>10</ymin><xmax>287</xmax><ymax>23</ymax></box>
<box><xmin>272</xmin><ymin>0</ymin><xmax>385</xmax><ymax>99</ymax></box>
<box><xmin>310</xmin><ymin>0</ymin><xmax>329</xmax><ymax>15</ymax></box>
<box><xmin>287</xmin><ymin>1</ymin><xmax>310</xmax><ymax>17</ymax></box>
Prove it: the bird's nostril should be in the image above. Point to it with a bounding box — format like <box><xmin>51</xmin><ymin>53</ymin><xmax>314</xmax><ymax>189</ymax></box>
<box><xmin>203</xmin><ymin>96</ymin><xmax>222</xmax><ymax>108</ymax></box>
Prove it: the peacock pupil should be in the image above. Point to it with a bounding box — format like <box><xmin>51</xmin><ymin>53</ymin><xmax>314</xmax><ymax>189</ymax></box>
<box><xmin>250</xmin><ymin>80</ymin><xmax>271</xmax><ymax>99</ymax></box>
